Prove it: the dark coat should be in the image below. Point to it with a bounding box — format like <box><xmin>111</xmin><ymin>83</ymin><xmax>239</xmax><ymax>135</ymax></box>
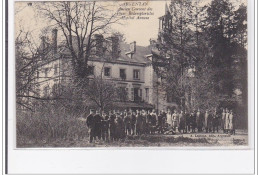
<box><xmin>93</xmin><ymin>114</ymin><xmax>102</xmax><ymax>136</ymax></box>
<box><xmin>196</xmin><ymin>112</ymin><xmax>204</xmax><ymax>128</ymax></box>
<box><xmin>212</xmin><ymin>113</ymin><xmax>219</xmax><ymax>126</ymax></box>
<box><xmin>151</xmin><ymin>114</ymin><xmax>157</xmax><ymax>126</ymax></box>
<box><xmin>130</xmin><ymin>114</ymin><xmax>136</xmax><ymax>126</ymax></box>
<box><xmin>157</xmin><ymin>114</ymin><xmax>163</xmax><ymax>126</ymax></box>
<box><xmin>191</xmin><ymin>113</ymin><xmax>197</xmax><ymax>128</ymax></box>
<box><xmin>136</xmin><ymin>114</ymin><xmax>143</xmax><ymax>132</ymax></box>
<box><xmin>101</xmin><ymin>116</ymin><xmax>109</xmax><ymax>132</ymax></box>
<box><xmin>124</xmin><ymin>115</ymin><xmax>131</xmax><ymax>128</ymax></box>
<box><xmin>86</xmin><ymin>114</ymin><xmax>94</xmax><ymax>128</ymax></box>
<box><xmin>109</xmin><ymin>114</ymin><xmax>116</xmax><ymax>139</ymax></box>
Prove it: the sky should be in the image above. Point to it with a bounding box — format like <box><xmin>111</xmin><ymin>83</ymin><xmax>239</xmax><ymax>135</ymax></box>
<box><xmin>15</xmin><ymin>0</ymin><xmax>246</xmax><ymax>47</ymax></box>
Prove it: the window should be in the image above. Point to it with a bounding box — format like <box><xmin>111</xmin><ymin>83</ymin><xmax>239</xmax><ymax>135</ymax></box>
<box><xmin>139</xmin><ymin>89</ymin><xmax>142</xmax><ymax>101</ymax></box>
<box><xmin>44</xmin><ymin>68</ymin><xmax>48</xmax><ymax>77</ymax></box>
<box><xmin>120</xmin><ymin>69</ymin><xmax>126</xmax><ymax>80</ymax></box>
<box><xmin>145</xmin><ymin>88</ymin><xmax>149</xmax><ymax>101</ymax></box>
<box><xmin>126</xmin><ymin>88</ymin><xmax>129</xmax><ymax>99</ymax></box>
<box><xmin>131</xmin><ymin>88</ymin><xmax>134</xmax><ymax>101</ymax></box>
<box><xmin>118</xmin><ymin>87</ymin><xmax>127</xmax><ymax>101</ymax></box>
<box><xmin>133</xmin><ymin>69</ymin><xmax>140</xmax><ymax>80</ymax></box>
<box><xmin>88</xmin><ymin>66</ymin><xmax>94</xmax><ymax>75</ymax></box>
<box><xmin>54</xmin><ymin>64</ymin><xmax>58</xmax><ymax>75</ymax></box>
<box><xmin>104</xmin><ymin>67</ymin><xmax>111</xmax><ymax>77</ymax></box>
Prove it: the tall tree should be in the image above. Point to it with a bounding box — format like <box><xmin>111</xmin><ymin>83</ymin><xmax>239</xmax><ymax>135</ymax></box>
<box><xmin>37</xmin><ymin>2</ymin><xmax>121</xmax><ymax>79</ymax></box>
<box><xmin>153</xmin><ymin>0</ymin><xmax>194</xmax><ymax>110</ymax></box>
<box><xmin>204</xmin><ymin>0</ymin><xmax>236</xmax><ymax>97</ymax></box>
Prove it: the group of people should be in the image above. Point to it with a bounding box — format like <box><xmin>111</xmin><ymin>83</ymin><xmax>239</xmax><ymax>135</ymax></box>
<box><xmin>86</xmin><ymin>108</ymin><xmax>236</xmax><ymax>143</ymax></box>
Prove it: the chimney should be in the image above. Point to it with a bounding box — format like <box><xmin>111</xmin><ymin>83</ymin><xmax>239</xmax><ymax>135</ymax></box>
<box><xmin>125</xmin><ymin>41</ymin><xmax>136</xmax><ymax>59</ymax></box>
<box><xmin>51</xmin><ymin>28</ymin><xmax>58</xmax><ymax>54</ymax></box>
<box><xmin>111</xmin><ymin>35</ymin><xmax>120</xmax><ymax>59</ymax></box>
<box><xmin>40</xmin><ymin>36</ymin><xmax>46</xmax><ymax>50</ymax></box>
<box><xmin>130</xmin><ymin>41</ymin><xmax>136</xmax><ymax>53</ymax></box>
<box><xmin>94</xmin><ymin>34</ymin><xmax>104</xmax><ymax>56</ymax></box>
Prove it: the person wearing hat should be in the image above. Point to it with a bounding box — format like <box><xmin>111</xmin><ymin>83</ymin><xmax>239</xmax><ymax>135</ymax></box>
<box><xmin>166</xmin><ymin>109</ymin><xmax>172</xmax><ymax>129</ymax></box>
<box><xmin>157</xmin><ymin>110</ymin><xmax>163</xmax><ymax>134</ymax></box>
<box><xmin>178</xmin><ymin>110</ymin><xmax>186</xmax><ymax>133</ymax></box>
<box><xmin>221</xmin><ymin>108</ymin><xmax>226</xmax><ymax>133</ymax></box>
<box><xmin>93</xmin><ymin>110</ymin><xmax>102</xmax><ymax>141</ymax></box>
<box><xmin>114</xmin><ymin>112</ymin><xmax>120</xmax><ymax>141</ymax></box>
<box><xmin>190</xmin><ymin>110</ymin><xmax>196</xmax><ymax>133</ymax></box>
<box><xmin>135</xmin><ymin>110</ymin><xmax>143</xmax><ymax>136</ymax></box>
<box><xmin>184</xmin><ymin>110</ymin><xmax>190</xmax><ymax>133</ymax></box>
<box><xmin>143</xmin><ymin>110</ymin><xmax>149</xmax><ymax>135</ymax></box>
<box><xmin>129</xmin><ymin>110</ymin><xmax>136</xmax><ymax>135</ymax></box>
<box><xmin>150</xmin><ymin>109</ymin><xmax>157</xmax><ymax>134</ymax></box>
<box><xmin>172</xmin><ymin>110</ymin><xmax>179</xmax><ymax>133</ymax></box>
<box><xmin>109</xmin><ymin>110</ymin><xmax>116</xmax><ymax>141</ymax></box>
<box><xmin>229</xmin><ymin>110</ymin><xmax>235</xmax><ymax>135</ymax></box>
<box><xmin>101</xmin><ymin>112</ymin><xmax>109</xmax><ymax>142</ymax></box>
<box><xmin>121</xmin><ymin>112</ymin><xmax>126</xmax><ymax>138</ymax></box>
<box><xmin>86</xmin><ymin>109</ymin><xmax>95</xmax><ymax>143</ymax></box>
<box><xmin>196</xmin><ymin>109</ymin><xmax>203</xmax><ymax>132</ymax></box>
<box><xmin>212</xmin><ymin>108</ymin><xmax>219</xmax><ymax>133</ymax></box>
<box><xmin>124</xmin><ymin>110</ymin><xmax>131</xmax><ymax>136</ymax></box>
<box><xmin>146</xmin><ymin>110</ymin><xmax>152</xmax><ymax>134</ymax></box>
<box><xmin>161</xmin><ymin>110</ymin><xmax>167</xmax><ymax>132</ymax></box>
<box><xmin>204</xmin><ymin>109</ymin><xmax>210</xmax><ymax>133</ymax></box>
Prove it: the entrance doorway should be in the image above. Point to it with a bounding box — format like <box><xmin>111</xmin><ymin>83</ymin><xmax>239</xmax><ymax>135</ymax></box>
<box><xmin>134</xmin><ymin>88</ymin><xmax>139</xmax><ymax>102</ymax></box>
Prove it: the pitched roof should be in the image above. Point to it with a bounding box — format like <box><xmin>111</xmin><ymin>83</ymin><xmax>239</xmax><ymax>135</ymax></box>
<box><xmin>115</xmin><ymin>42</ymin><xmax>152</xmax><ymax>64</ymax></box>
<box><xmin>62</xmin><ymin>35</ymin><xmax>152</xmax><ymax>65</ymax></box>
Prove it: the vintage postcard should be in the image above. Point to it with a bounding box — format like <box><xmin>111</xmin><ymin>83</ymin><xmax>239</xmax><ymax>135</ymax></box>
<box><xmin>15</xmin><ymin>0</ymin><xmax>248</xmax><ymax>148</ymax></box>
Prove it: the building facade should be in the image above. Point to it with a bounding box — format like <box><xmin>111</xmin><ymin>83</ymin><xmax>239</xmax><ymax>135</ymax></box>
<box><xmin>35</xmin><ymin>5</ymin><xmax>177</xmax><ymax>112</ymax></box>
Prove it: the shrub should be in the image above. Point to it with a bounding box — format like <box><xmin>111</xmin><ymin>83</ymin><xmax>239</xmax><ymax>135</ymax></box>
<box><xmin>16</xmin><ymin>101</ymin><xmax>89</xmax><ymax>147</ymax></box>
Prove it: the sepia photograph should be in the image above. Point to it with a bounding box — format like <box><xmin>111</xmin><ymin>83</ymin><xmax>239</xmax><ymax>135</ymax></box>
<box><xmin>15</xmin><ymin>0</ymin><xmax>248</xmax><ymax>148</ymax></box>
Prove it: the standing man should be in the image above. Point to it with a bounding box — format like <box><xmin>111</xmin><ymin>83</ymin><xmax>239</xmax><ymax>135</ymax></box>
<box><xmin>123</xmin><ymin>111</ymin><xmax>131</xmax><ymax>136</ymax></box>
<box><xmin>178</xmin><ymin>110</ymin><xmax>185</xmax><ymax>133</ymax></box>
<box><xmin>205</xmin><ymin>110</ymin><xmax>213</xmax><ymax>132</ymax></box>
<box><xmin>93</xmin><ymin>110</ymin><xmax>102</xmax><ymax>141</ymax></box>
<box><xmin>101</xmin><ymin>112</ymin><xmax>109</xmax><ymax>142</ymax></box>
<box><xmin>146</xmin><ymin>110</ymin><xmax>152</xmax><ymax>134</ymax></box>
<box><xmin>161</xmin><ymin>110</ymin><xmax>167</xmax><ymax>132</ymax></box>
<box><xmin>135</xmin><ymin>110</ymin><xmax>143</xmax><ymax>136</ymax></box>
<box><xmin>150</xmin><ymin>109</ymin><xmax>157</xmax><ymax>134</ymax></box>
<box><xmin>130</xmin><ymin>110</ymin><xmax>136</xmax><ymax>135</ymax></box>
<box><xmin>196</xmin><ymin>109</ymin><xmax>203</xmax><ymax>132</ymax></box>
<box><xmin>184</xmin><ymin>110</ymin><xmax>190</xmax><ymax>133</ymax></box>
<box><xmin>114</xmin><ymin>112</ymin><xmax>121</xmax><ymax>141</ymax></box>
<box><xmin>109</xmin><ymin>110</ymin><xmax>116</xmax><ymax>141</ymax></box>
<box><xmin>225</xmin><ymin>109</ymin><xmax>230</xmax><ymax>134</ymax></box>
<box><xmin>86</xmin><ymin>109</ymin><xmax>95</xmax><ymax>143</ymax></box>
<box><xmin>172</xmin><ymin>110</ymin><xmax>179</xmax><ymax>133</ymax></box>
<box><xmin>157</xmin><ymin>111</ymin><xmax>164</xmax><ymax>134</ymax></box>
<box><xmin>142</xmin><ymin>110</ymin><xmax>148</xmax><ymax>135</ymax></box>
<box><xmin>212</xmin><ymin>108</ymin><xmax>219</xmax><ymax>133</ymax></box>
<box><xmin>222</xmin><ymin>108</ymin><xmax>226</xmax><ymax>133</ymax></box>
<box><xmin>191</xmin><ymin>110</ymin><xmax>196</xmax><ymax>133</ymax></box>
<box><xmin>204</xmin><ymin>110</ymin><xmax>210</xmax><ymax>133</ymax></box>
<box><xmin>229</xmin><ymin>110</ymin><xmax>235</xmax><ymax>135</ymax></box>
<box><xmin>119</xmin><ymin>112</ymin><xmax>125</xmax><ymax>139</ymax></box>
<box><xmin>166</xmin><ymin>109</ymin><xmax>172</xmax><ymax>130</ymax></box>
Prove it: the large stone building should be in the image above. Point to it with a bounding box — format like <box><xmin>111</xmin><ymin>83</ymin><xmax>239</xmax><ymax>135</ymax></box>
<box><xmin>35</xmin><ymin>5</ymin><xmax>177</xmax><ymax>112</ymax></box>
